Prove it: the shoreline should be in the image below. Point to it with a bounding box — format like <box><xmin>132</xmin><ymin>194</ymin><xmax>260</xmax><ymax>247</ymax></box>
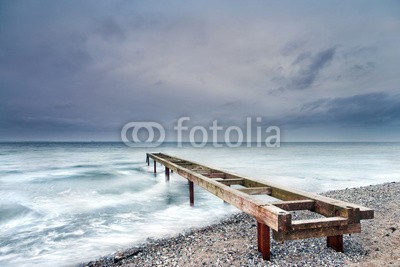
<box><xmin>82</xmin><ymin>182</ymin><xmax>400</xmax><ymax>266</ymax></box>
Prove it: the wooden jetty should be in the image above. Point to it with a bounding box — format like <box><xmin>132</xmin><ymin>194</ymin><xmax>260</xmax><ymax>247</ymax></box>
<box><xmin>146</xmin><ymin>153</ymin><xmax>374</xmax><ymax>260</ymax></box>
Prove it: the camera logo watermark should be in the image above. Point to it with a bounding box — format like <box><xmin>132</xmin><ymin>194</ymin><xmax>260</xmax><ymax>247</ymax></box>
<box><xmin>121</xmin><ymin>117</ymin><xmax>280</xmax><ymax>148</ymax></box>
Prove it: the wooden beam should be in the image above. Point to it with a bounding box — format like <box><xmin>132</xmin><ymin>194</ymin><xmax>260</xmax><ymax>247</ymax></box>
<box><xmin>273</xmin><ymin>223</ymin><xmax>361</xmax><ymax>242</ymax></box>
<box><xmin>237</xmin><ymin>187</ymin><xmax>272</xmax><ymax>195</ymax></box>
<box><xmin>291</xmin><ymin>217</ymin><xmax>348</xmax><ymax>231</ymax></box>
<box><xmin>176</xmin><ymin>162</ymin><xmax>194</xmax><ymax>166</ymax></box>
<box><xmin>272</xmin><ymin>199</ymin><xmax>316</xmax><ymax>211</ymax></box>
<box><xmin>214</xmin><ymin>178</ymin><xmax>245</xmax><ymax>186</ymax></box>
<box><xmin>242</xmin><ymin>179</ymin><xmax>270</xmax><ymax>188</ymax></box>
<box><xmin>203</xmin><ymin>172</ymin><xmax>226</xmax><ymax>178</ymax></box>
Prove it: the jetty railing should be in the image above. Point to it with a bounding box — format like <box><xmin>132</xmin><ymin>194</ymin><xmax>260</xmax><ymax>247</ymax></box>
<box><xmin>146</xmin><ymin>153</ymin><xmax>374</xmax><ymax>260</ymax></box>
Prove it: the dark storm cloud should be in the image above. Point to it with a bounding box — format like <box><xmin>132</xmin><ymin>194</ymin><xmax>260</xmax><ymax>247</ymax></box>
<box><xmin>275</xmin><ymin>47</ymin><xmax>337</xmax><ymax>91</ymax></box>
<box><xmin>289</xmin><ymin>92</ymin><xmax>400</xmax><ymax>126</ymax></box>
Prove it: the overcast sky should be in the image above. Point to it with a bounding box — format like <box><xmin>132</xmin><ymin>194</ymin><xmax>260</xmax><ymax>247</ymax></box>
<box><xmin>1</xmin><ymin>0</ymin><xmax>399</xmax><ymax>141</ymax></box>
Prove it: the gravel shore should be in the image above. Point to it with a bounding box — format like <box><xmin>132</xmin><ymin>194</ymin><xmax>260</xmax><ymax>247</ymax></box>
<box><xmin>82</xmin><ymin>182</ymin><xmax>400</xmax><ymax>267</ymax></box>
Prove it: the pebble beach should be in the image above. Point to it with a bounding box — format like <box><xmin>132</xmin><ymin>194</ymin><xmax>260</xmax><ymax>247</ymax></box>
<box><xmin>83</xmin><ymin>182</ymin><xmax>400</xmax><ymax>267</ymax></box>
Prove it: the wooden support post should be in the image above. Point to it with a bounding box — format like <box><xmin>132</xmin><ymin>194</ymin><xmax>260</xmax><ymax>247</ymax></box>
<box><xmin>153</xmin><ymin>160</ymin><xmax>156</xmax><ymax>173</ymax></box>
<box><xmin>189</xmin><ymin>180</ymin><xmax>194</xmax><ymax>207</ymax></box>
<box><xmin>327</xmin><ymin>235</ymin><xmax>343</xmax><ymax>252</ymax></box>
<box><xmin>165</xmin><ymin>167</ymin><xmax>170</xmax><ymax>182</ymax></box>
<box><xmin>257</xmin><ymin>221</ymin><xmax>271</xmax><ymax>260</ymax></box>
<box><xmin>146</xmin><ymin>155</ymin><xmax>149</xmax><ymax>166</ymax></box>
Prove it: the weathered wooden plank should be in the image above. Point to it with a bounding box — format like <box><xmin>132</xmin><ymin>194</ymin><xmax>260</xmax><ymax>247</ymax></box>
<box><xmin>214</xmin><ymin>178</ymin><xmax>245</xmax><ymax>186</ymax></box>
<box><xmin>237</xmin><ymin>187</ymin><xmax>272</xmax><ymax>195</ymax></box>
<box><xmin>177</xmin><ymin>163</ymin><xmax>195</xmax><ymax>167</ymax></box>
<box><xmin>270</xmin><ymin>187</ymin><xmax>308</xmax><ymax>201</ymax></box>
<box><xmin>203</xmin><ymin>172</ymin><xmax>226</xmax><ymax>178</ymax></box>
<box><xmin>273</xmin><ymin>223</ymin><xmax>361</xmax><ymax>241</ymax></box>
<box><xmin>272</xmin><ymin>200</ymin><xmax>316</xmax><ymax>211</ymax></box>
<box><xmin>242</xmin><ymin>179</ymin><xmax>270</xmax><ymax>188</ymax></box>
<box><xmin>291</xmin><ymin>217</ymin><xmax>348</xmax><ymax>230</ymax></box>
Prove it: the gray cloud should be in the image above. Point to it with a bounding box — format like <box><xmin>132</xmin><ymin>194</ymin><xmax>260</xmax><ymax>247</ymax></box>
<box><xmin>291</xmin><ymin>92</ymin><xmax>400</xmax><ymax>126</ymax></box>
<box><xmin>275</xmin><ymin>47</ymin><xmax>336</xmax><ymax>92</ymax></box>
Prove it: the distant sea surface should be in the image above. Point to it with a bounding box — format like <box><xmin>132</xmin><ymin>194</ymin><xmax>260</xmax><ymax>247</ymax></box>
<box><xmin>1</xmin><ymin>142</ymin><xmax>399</xmax><ymax>266</ymax></box>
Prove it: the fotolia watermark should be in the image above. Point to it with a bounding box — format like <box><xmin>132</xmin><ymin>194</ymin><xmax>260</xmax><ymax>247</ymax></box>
<box><xmin>121</xmin><ymin>117</ymin><xmax>280</xmax><ymax>148</ymax></box>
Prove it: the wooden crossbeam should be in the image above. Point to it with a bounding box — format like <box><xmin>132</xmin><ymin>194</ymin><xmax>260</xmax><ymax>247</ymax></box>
<box><xmin>272</xmin><ymin>199</ymin><xmax>316</xmax><ymax>211</ymax></box>
<box><xmin>291</xmin><ymin>217</ymin><xmax>348</xmax><ymax>230</ymax></box>
<box><xmin>203</xmin><ymin>172</ymin><xmax>226</xmax><ymax>178</ymax></box>
<box><xmin>215</xmin><ymin>178</ymin><xmax>244</xmax><ymax>186</ymax></box>
<box><xmin>176</xmin><ymin>162</ymin><xmax>194</xmax><ymax>166</ymax></box>
<box><xmin>273</xmin><ymin>223</ymin><xmax>361</xmax><ymax>241</ymax></box>
<box><xmin>237</xmin><ymin>187</ymin><xmax>272</xmax><ymax>195</ymax></box>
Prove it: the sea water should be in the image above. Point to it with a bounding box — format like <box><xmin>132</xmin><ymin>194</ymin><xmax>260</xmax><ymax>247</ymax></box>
<box><xmin>0</xmin><ymin>142</ymin><xmax>399</xmax><ymax>266</ymax></box>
